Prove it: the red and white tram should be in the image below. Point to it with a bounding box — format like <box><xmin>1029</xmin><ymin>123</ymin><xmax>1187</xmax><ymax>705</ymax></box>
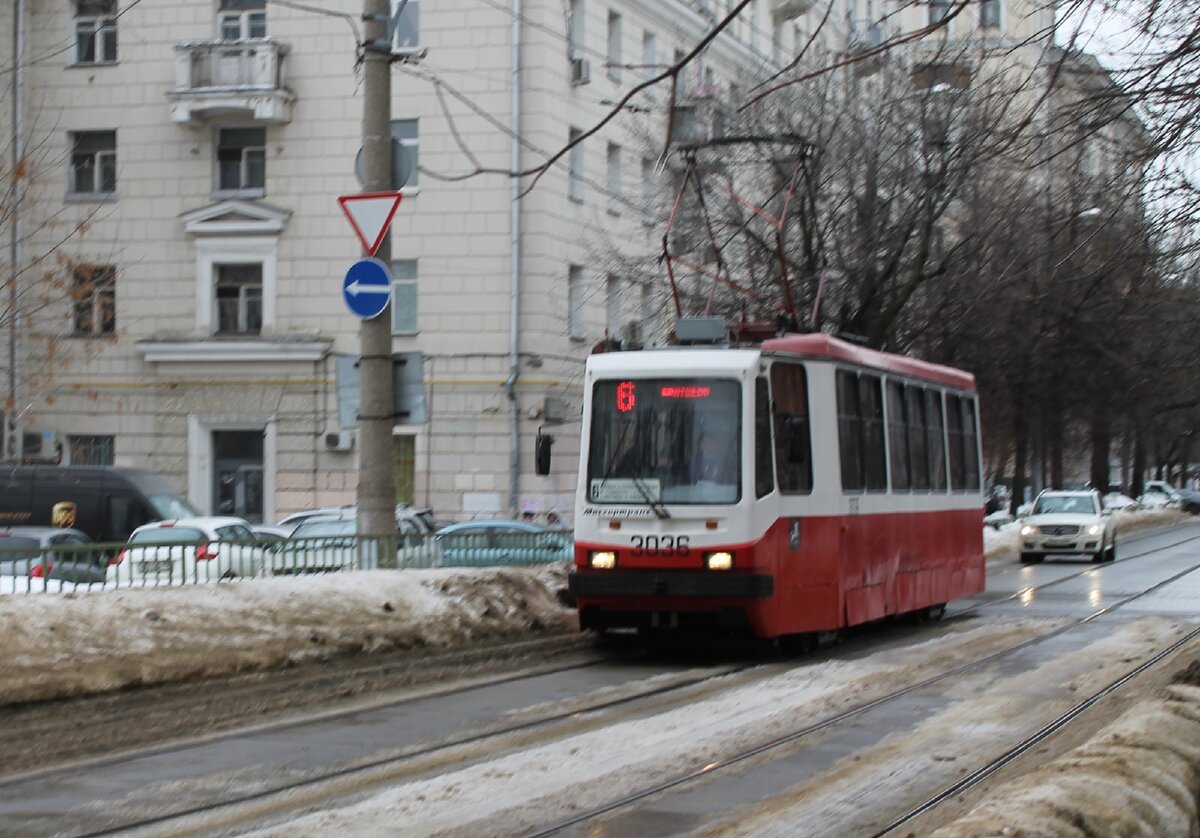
<box><xmin>568</xmin><ymin>333</ymin><xmax>985</xmax><ymax>640</ymax></box>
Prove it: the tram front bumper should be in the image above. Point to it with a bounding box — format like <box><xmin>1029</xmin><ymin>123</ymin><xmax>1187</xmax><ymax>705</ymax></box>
<box><xmin>569</xmin><ymin>571</ymin><xmax>774</xmax><ymax>598</ymax></box>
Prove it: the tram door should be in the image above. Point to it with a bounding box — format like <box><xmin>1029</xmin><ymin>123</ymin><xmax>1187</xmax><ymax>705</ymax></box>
<box><xmin>213</xmin><ymin>430</ymin><xmax>264</xmax><ymax>523</ymax></box>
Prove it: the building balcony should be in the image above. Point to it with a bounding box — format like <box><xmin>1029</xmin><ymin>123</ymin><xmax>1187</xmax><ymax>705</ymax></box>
<box><xmin>168</xmin><ymin>39</ymin><xmax>295</xmax><ymax>125</ymax></box>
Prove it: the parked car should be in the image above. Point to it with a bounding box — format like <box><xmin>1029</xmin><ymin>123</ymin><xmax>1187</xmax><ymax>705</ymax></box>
<box><xmin>107</xmin><ymin>517</ymin><xmax>267</xmax><ymax>586</ymax></box>
<box><xmin>0</xmin><ymin>527</ymin><xmax>104</xmax><ymax>583</ymax></box>
<box><xmin>435</xmin><ymin>520</ymin><xmax>572</xmax><ymax>567</ymax></box>
<box><xmin>1171</xmin><ymin>487</ymin><xmax>1200</xmax><ymax>514</ymax></box>
<box><xmin>275</xmin><ymin>505</ymin><xmax>435</xmax><ymax>536</ymax></box>
<box><xmin>1019</xmin><ymin>490</ymin><xmax>1115</xmax><ymax>565</ymax></box>
<box><xmin>275</xmin><ymin>513</ymin><xmax>437</xmax><ymax>574</ymax></box>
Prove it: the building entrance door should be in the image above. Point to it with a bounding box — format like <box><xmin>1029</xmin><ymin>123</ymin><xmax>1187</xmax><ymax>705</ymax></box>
<box><xmin>213</xmin><ymin>430</ymin><xmax>264</xmax><ymax>522</ymax></box>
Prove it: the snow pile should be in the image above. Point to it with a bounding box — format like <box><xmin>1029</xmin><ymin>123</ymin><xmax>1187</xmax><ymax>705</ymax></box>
<box><xmin>0</xmin><ymin>565</ymin><xmax>576</xmax><ymax>705</ymax></box>
<box><xmin>932</xmin><ymin>668</ymin><xmax>1200</xmax><ymax>838</ymax></box>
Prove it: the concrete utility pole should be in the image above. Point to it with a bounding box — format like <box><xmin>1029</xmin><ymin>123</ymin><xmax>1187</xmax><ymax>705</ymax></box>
<box><xmin>357</xmin><ymin>0</ymin><xmax>398</xmax><ymax>536</ymax></box>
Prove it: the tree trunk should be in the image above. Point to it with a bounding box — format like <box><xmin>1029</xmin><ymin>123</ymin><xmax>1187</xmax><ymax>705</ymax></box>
<box><xmin>1131</xmin><ymin>420</ymin><xmax>1146</xmax><ymax>498</ymax></box>
<box><xmin>1010</xmin><ymin>410</ymin><xmax>1028</xmax><ymax>516</ymax></box>
<box><xmin>1090</xmin><ymin>414</ymin><xmax>1111</xmax><ymax>493</ymax></box>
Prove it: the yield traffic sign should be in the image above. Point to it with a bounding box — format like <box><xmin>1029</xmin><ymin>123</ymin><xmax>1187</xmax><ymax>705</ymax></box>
<box><xmin>338</xmin><ymin>192</ymin><xmax>403</xmax><ymax>256</ymax></box>
<box><xmin>343</xmin><ymin>257</ymin><xmax>393</xmax><ymax>319</ymax></box>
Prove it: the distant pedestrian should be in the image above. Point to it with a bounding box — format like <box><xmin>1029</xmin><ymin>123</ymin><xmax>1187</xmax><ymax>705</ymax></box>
<box><xmin>521</xmin><ymin>510</ymin><xmax>536</xmax><ymax>522</ymax></box>
<box><xmin>545</xmin><ymin>510</ymin><xmax>562</xmax><ymax>527</ymax></box>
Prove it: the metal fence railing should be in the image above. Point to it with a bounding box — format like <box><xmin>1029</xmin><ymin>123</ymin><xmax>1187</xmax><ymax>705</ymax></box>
<box><xmin>0</xmin><ymin>529</ymin><xmax>575</xmax><ymax>596</ymax></box>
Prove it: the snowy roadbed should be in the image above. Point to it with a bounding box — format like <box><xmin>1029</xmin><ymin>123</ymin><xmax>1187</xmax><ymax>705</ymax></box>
<box><xmin>933</xmin><ymin>664</ymin><xmax>1200</xmax><ymax>837</ymax></box>
<box><xmin>0</xmin><ymin>565</ymin><xmax>576</xmax><ymax>705</ymax></box>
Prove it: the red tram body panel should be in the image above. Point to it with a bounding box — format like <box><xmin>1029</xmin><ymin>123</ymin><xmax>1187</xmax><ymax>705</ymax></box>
<box><xmin>569</xmin><ymin>334</ymin><xmax>985</xmax><ymax>640</ymax></box>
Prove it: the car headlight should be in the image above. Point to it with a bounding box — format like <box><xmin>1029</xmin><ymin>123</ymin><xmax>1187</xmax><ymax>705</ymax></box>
<box><xmin>1087</xmin><ymin>524</ymin><xmax>1103</xmax><ymax>535</ymax></box>
<box><xmin>705</xmin><ymin>551</ymin><xmax>733</xmax><ymax>571</ymax></box>
<box><xmin>589</xmin><ymin>551</ymin><xmax>616</xmax><ymax>570</ymax></box>
<box><xmin>1020</xmin><ymin>525</ymin><xmax>1036</xmax><ymax>537</ymax></box>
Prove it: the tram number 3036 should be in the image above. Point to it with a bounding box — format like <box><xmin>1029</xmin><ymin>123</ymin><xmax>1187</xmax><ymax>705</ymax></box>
<box><xmin>630</xmin><ymin>535</ymin><xmax>690</xmax><ymax>556</ymax></box>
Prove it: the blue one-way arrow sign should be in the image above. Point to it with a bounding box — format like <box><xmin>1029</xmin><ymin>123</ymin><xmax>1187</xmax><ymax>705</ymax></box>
<box><xmin>343</xmin><ymin>257</ymin><xmax>392</xmax><ymax>319</ymax></box>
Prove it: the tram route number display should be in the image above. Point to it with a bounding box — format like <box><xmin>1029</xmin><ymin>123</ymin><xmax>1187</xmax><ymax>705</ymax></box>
<box><xmin>630</xmin><ymin>535</ymin><xmax>690</xmax><ymax>556</ymax></box>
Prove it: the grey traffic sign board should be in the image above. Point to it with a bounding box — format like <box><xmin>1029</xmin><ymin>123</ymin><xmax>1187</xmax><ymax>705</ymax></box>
<box><xmin>343</xmin><ymin>257</ymin><xmax>392</xmax><ymax>319</ymax></box>
<box><xmin>335</xmin><ymin>352</ymin><xmax>428</xmax><ymax>428</ymax></box>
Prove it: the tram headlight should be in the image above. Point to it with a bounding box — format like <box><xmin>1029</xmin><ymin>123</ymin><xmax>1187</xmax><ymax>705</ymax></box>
<box><xmin>705</xmin><ymin>551</ymin><xmax>734</xmax><ymax>571</ymax></box>
<box><xmin>589</xmin><ymin>551</ymin><xmax>617</xmax><ymax>570</ymax></box>
<box><xmin>1020</xmin><ymin>525</ymin><xmax>1036</xmax><ymax>537</ymax></box>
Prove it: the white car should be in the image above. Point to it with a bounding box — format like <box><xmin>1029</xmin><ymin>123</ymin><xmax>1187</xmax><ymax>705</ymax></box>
<box><xmin>273</xmin><ymin>513</ymin><xmax>438</xmax><ymax>575</ymax></box>
<box><xmin>107</xmin><ymin>517</ymin><xmax>268</xmax><ymax>586</ymax></box>
<box><xmin>1019</xmin><ymin>490</ymin><xmax>1116</xmax><ymax>565</ymax></box>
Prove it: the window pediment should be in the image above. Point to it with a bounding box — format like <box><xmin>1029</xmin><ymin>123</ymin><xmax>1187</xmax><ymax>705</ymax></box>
<box><xmin>181</xmin><ymin>199</ymin><xmax>291</xmax><ymax>235</ymax></box>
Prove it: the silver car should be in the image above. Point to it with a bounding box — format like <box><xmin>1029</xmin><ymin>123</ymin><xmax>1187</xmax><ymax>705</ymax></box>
<box><xmin>1019</xmin><ymin>490</ymin><xmax>1116</xmax><ymax>565</ymax></box>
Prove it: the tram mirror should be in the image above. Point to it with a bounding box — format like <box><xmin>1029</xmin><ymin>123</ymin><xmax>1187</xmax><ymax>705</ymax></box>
<box><xmin>783</xmin><ymin>416</ymin><xmax>809</xmax><ymax>464</ymax></box>
<box><xmin>535</xmin><ymin>432</ymin><xmax>554</xmax><ymax>475</ymax></box>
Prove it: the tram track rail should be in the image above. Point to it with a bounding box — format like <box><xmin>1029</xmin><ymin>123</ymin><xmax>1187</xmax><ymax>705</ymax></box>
<box><xmin>13</xmin><ymin>526</ymin><xmax>1200</xmax><ymax>837</ymax></box>
<box><xmin>519</xmin><ymin>546</ymin><xmax>1200</xmax><ymax>836</ymax></box>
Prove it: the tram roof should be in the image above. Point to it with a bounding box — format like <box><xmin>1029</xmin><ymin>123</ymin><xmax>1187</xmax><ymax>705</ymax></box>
<box><xmin>762</xmin><ymin>333</ymin><xmax>976</xmax><ymax>390</ymax></box>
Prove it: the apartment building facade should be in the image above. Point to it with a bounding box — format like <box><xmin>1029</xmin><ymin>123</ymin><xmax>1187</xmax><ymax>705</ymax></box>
<box><xmin>1</xmin><ymin>0</ymin><xmax>1065</xmax><ymax>524</ymax></box>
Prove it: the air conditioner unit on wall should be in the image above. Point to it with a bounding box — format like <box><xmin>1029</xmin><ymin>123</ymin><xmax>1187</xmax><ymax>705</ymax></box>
<box><xmin>570</xmin><ymin>56</ymin><xmax>591</xmax><ymax>86</ymax></box>
<box><xmin>325</xmin><ymin>430</ymin><xmax>355</xmax><ymax>452</ymax></box>
<box><xmin>22</xmin><ymin>429</ymin><xmax>63</xmax><ymax>463</ymax></box>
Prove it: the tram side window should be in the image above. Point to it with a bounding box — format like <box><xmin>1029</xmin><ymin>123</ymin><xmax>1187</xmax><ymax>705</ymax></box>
<box><xmin>754</xmin><ymin>377</ymin><xmax>774</xmax><ymax>498</ymax></box>
<box><xmin>947</xmin><ymin>394</ymin><xmax>967</xmax><ymax>489</ymax></box>
<box><xmin>836</xmin><ymin>370</ymin><xmax>864</xmax><ymax>491</ymax></box>
<box><xmin>887</xmin><ymin>381</ymin><xmax>910</xmax><ymax>491</ymax></box>
<box><xmin>906</xmin><ymin>386</ymin><xmax>930</xmax><ymax>490</ymax></box>
<box><xmin>926</xmin><ymin>389</ymin><xmax>948</xmax><ymax>490</ymax></box>
<box><xmin>770</xmin><ymin>364</ymin><xmax>812</xmax><ymax>494</ymax></box>
<box><xmin>963</xmin><ymin>397</ymin><xmax>981</xmax><ymax>490</ymax></box>
<box><xmin>860</xmin><ymin>374</ymin><xmax>887</xmax><ymax>491</ymax></box>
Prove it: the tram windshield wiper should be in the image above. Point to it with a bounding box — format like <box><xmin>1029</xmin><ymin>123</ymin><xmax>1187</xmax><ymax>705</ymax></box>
<box><xmin>629</xmin><ymin>475</ymin><xmax>671</xmax><ymax>519</ymax></box>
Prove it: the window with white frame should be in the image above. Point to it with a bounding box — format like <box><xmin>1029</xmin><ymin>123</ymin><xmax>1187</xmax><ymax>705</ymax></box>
<box><xmin>606</xmin><ymin>142</ymin><xmax>621</xmax><ymax>215</ymax></box>
<box><xmin>980</xmin><ymin>0</ymin><xmax>1001</xmax><ymax>28</ymax></box>
<box><xmin>392</xmin><ymin>119</ymin><xmax>420</xmax><ymax>191</ymax></box>
<box><xmin>569</xmin><ymin>0</ymin><xmax>585</xmax><ymax>57</ymax></box>
<box><xmin>217</xmin><ymin>127</ymin><xmax>266</xmax><ymax>194</ymax></box>
<box><xmin>605</xmin><ymin>275</ymin><xmax>621</xmax><ymax>336</ymax></box>
<box><xmin>69</xmin><ymin>131</ymin><xmax>116</xmax><ymax>196</ymax></box>
<box><xmin>641</xmin><ymin>156</ymin><xmax>655</xmax><ymax>222</ymax></box>
<box><xmin>638</xmin><ymin>281</ymin><xmax>654</xmax><ymax>343</ymax></box>
<box><xmin>568</xmin><ymin>127</ymin><xmax>584</xmax><ymax>202</ymax></box>
<box><xmin>72</xmin><ymin>264</ymin><xmax>116</xmax><ymax>336</ymax></box>
<box><xmin>392</xmin><ymin>259</ymin><xmax>418</xmax><ymax>334</ymax></box>
<box><xmin>607</xmin><ymin>11</ymin><xmax>622</xmax><ymax>81</ymax></box>
<box><xmin>568</xmin><ymin>264</ymin><xmax>585</xmax><ymax>339</ymax></box>
<box><xmin>642</xmin><ymin>31</ymin><xmax>656</xmax><ymax>81</ymax></box>
<box><xmin>390</xmin><ymin>0</ymin><xmax>421</xmax><ymax>54</ymax></box>
<box><xmin>219</xmin><ymin>0</ymin><xmax>266</xmax><ymax>40</ymax></box>
<box><xmin>75</xmin><ymin>0</ymin><xmax>117</xmax><ymax>65</ymax></box>
<box><xmin>929</xmin><ymin>0</ymin><xmax>952</xmax><ymax>25</ymax></box>
<box><xmin>215</xmin><ymin>264</ymin><xmax>263</xmax><ymax>335</ymax></box>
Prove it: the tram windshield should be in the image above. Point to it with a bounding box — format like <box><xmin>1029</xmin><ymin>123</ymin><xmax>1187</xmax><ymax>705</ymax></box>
<box><xmin>587</xmin><ymin>378</ymin><xmax>742</xmax><ymax>505</ymax></box>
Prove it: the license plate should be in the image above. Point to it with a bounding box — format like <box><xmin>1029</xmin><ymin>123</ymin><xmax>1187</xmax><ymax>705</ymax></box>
<box><xmin>139</xmin><ymin>560</ymin><xmax>174</xmax><ymax>574</ymax></box>
<box><xmin>1044</xmin><ymin>540</ymin><xmax>1072</xmax><ymax>549</ymax></box>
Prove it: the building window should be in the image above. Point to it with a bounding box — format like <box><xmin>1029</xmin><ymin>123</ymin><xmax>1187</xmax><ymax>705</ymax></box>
<box><xmin>641</xmin><ymin>157</ymin><xmax>656</xmax><ymax>222</ymax></box>
<box><xmin>75</xmin><ymin>0</ymin><xmax>117</xmax><ymax>65</ymax></box>
<box><xmin>392</xmin><ymin>119</ymin><xmax>420</xmax><ymax>191</ymax></box>
<box><xmin>392</xmin><ymin>259</ymin><xmax>418</xmax><ymax>334</ymax></box>
<box><xmin>215</xmin><ymin>264</ymin><xmax>263</xmax><ymax>335</ymax></box>
<box><xmin>217</xmin><ymin>127</ymin><xmax>266</xmax><ymax>194</ymax></box>
<box><xmin>568</xmin><ymin>0</ymin><xmax>585</xmax><ymax>57</ymax></box>
<box><xmin>929</xmin><ymin>0</ymin><xmax>952</xmax><ymax>25</ymax></box>
<box><xmin>607</xmin><ymin>11</ymin><xmax>622</xmax><ymax>81</ymax></box>
<box><xmin>642</xmin><ymin>31</ymin><xmax>657</xmax><ymax>81</ymax></box>
<box><xmin>219</xmin><ymin>0</ymin><xmax>266</xmax><ymax>40</ymax></box>
<box><xmin>390</xmin><ymin>0</ymin><xmax>421</xmax><ymax>54</ymax></box>
<box><xmin>637</xmin><ymin>281</ymin><xmax>654</xmax><ymax>343</ymax></box>
<box><xmin>980</xmin><ymin>0</ymin><xmax>1001</xmax><ymax>29</ymax></box>
<box><xmin>568</xmin><ymin>264</ymin><xmax>585</xmax><ymax>340</ymax></box>
<box><xmin>69</xmin><ymin>131</ymin><xmax>116</xmax><ymax>196</ymax></box>
<box><xmin>606</xmin><ymin>142</ymin><xmax>621</xmax><ymax>215</ymax></box>
<box><xmin>568</xmin><ymin>127</ymin><xmax>585</xmax><ymax>202</ymax></box>
<box><xmin>72</xmin><ymin>265</ymin><xmax>116</xmax><ymax>336</ymax></box>
<box><xmin>69</xmin><ymin>434</ymin><xmax>114</xmax><ymax>465</ymax></box>
<box><xmin>605</xmin><ymin>274</ymin><xmax>621</xmax><ymax>336</ymax></box>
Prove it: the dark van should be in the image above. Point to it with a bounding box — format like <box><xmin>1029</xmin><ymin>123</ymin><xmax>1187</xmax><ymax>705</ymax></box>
<box><xmin>0</xmin><ymin>466</ymin><xmax>198</xmax><ymax>543</ymax></box>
